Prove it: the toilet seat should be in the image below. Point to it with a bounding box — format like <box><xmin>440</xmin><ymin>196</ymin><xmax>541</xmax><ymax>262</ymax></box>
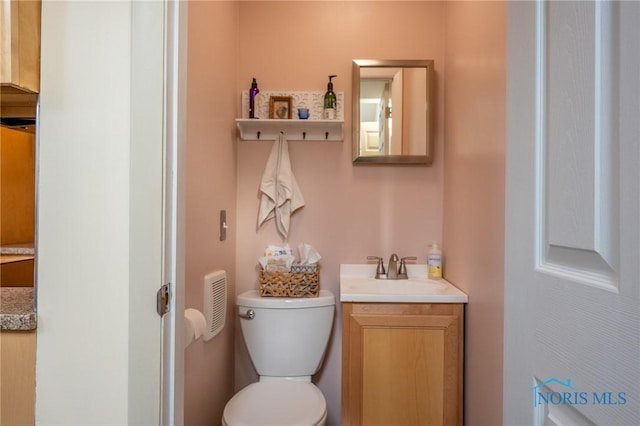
<box><xmin>222</xmin><ymin>381</ymin><xmax>327</xmax><ymax>426</ymax></box>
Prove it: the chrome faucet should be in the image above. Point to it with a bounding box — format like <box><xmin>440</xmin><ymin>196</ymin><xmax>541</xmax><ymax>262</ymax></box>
<box><xmin>386</xmin><ymin>254</ymin><xmax>399</xmax><ymax>279</ymax></box>
<box><xmin>368</xmin><ymin>254</ymin><xmax>417</xmax><ymax>280</ymax></box>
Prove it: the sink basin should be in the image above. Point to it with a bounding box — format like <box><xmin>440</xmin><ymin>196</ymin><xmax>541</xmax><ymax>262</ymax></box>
<box><xmin>340</xmin><ymin>264</ymin><xmax>468</xmax><ymax>303</ymax></box>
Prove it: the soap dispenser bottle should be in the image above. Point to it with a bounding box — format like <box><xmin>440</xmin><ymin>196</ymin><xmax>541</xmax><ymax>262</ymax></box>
<box><xmin>323</xmin><ymin>75</ymin><xmax>337</xmax><ymax>119</ymax></box>
<box><xmin>428</xmin><ymin>241</ymin><xmax>442</xmax><ymax>279</ymax></box>
<box><xmin>249</xmin><ymin>78</ymin><xmax>260</xmax><ymax>119</ymax></box>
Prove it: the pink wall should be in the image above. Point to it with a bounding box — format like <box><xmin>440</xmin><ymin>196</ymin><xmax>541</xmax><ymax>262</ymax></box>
<box><xmin>184</xmin><ymin>2</ymin><xmax>507</xmax><ymax>425</ymax></box>
<box><xmin>443</xmin><ymin>2</ymin><xmax>506</xmax><ymax>425</ymax></box>
<box><xmin>185</xmin><ymin>2</ymin><xmax>239</xmax><ymax>424</ymax></box>
<box><xmin>235</xmin><ymin>3</ymin><xmax>446</xmax><ymax>425</ymax></box>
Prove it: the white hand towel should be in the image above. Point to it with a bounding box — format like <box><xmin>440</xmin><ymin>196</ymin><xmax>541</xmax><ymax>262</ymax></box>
<box><xmin>258</xmin><ymin>134</ymin><xmax>305</xmax><ymax>239</ymax></box>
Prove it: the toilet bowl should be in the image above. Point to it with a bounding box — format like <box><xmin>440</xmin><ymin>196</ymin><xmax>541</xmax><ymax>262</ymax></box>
<box><xmin>222</xmin><ymin>381</ymin><xmax>327</xmax><ymax>426</ymax></box>
<box><xmin>222</xmin><ymin>289</ymin><xmax>335</xmax><ymax>426</ymax></box>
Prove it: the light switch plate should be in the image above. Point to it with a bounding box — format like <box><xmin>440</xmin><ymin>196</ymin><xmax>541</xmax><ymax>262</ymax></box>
<box><xmin>220</xmin><ymin>210</ymin><xmax>227</xmax><ymax>241</ymax></box>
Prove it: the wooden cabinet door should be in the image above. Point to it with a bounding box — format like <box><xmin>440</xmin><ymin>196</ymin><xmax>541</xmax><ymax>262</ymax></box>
<box><xmin>0</xmin><ymin>330</ymin><xmax>36</xmax><ymax>425</ymax></box>
<box><xmin>0</xmin><ymin>0</ymin><xmax>41</xmax><ymax>93</ymax></box>
<box><xmin>342</xmin><ymin>303</ymin><xmax>463</xmax><ymax>426</ymax></box>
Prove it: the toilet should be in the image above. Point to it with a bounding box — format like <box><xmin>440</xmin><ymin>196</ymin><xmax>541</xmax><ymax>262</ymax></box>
<box><xmin>222</xmin><ymin>289</ymin><xmax>335</xmax><ymax>426</ymax></box>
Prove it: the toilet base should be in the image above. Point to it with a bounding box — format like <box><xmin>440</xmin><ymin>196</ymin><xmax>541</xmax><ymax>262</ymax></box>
<box><xmin>222</xmin><ymin>381</ymin><xmax>327</xmax><ymax>426</ymax></box>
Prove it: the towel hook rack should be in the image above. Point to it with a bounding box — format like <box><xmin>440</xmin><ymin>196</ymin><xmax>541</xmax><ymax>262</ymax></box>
<box><xmin>235</xmin><ymin>118</ymin><xmax>343</xmax><ymax>142</ymax></box>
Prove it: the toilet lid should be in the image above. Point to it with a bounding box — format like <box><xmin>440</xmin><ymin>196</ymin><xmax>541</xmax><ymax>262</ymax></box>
<box><xmin>223</xmin><ymin>381</ymin><xmax>326</xmax><ymax>426</ymax></box>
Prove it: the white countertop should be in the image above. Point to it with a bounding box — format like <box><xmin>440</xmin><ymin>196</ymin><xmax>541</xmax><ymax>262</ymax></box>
<box><xmin>340</xmin><ymin>264</ymin><xmax>468</xmax><ymax>303</ymax></box>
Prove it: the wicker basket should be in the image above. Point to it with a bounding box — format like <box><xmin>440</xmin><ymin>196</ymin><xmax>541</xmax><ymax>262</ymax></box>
<box><xmin>258</xmin><ymin>265</ymin><xmax>320</xmax><ymax>297</ymax></box>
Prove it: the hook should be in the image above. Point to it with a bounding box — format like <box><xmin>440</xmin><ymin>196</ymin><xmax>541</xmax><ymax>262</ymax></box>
<box><xmin>303</xmin><ymin>131</ymin><xmax>306</xmax><ymax>140</ymax></box>
<box><xmin>325</xmin><ymin>131</ymin><xmax>329</xmax><ymax>140</ymax></box>
<box><xmin>257</xmin><ymin>131</ymin><xmax>261</xmax><ymax>139</ymax></box>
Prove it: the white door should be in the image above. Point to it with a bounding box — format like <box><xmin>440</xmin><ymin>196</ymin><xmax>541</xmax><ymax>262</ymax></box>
<box><xmin>161</xmin><ymin>0</ymin><xmax>188</xmax><ymax>424</ymax></box>
<box><xmin>504</xmin><ymin>1</ymin><xmax>639</xmax><ymax>425</ymax></box>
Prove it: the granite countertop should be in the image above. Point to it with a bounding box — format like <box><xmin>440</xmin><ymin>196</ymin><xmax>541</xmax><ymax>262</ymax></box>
<box><xmin>1</xmin><ymin>287</ymin><xmax>37</xmax><ymax>330</ymax></box>
<box><xmin>0</xmin><ymin>243</ymin><xmax>35</xmax><ymax>255</ymax></box>
<box><xmin>0</xmin><ymin>243</ymin><xmax>35</xmax><ymax>265</ymax></box>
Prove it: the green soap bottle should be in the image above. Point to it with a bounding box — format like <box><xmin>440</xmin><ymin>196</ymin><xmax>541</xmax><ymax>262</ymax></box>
<box><xmin>323</xmin><ymin>75</ymin><xmax>337</xmax><ymax>119</ymax></box>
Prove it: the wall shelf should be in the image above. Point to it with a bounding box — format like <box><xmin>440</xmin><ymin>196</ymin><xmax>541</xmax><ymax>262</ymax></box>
<box><xmin>236</xmin><ymin>119</ymin><xmax>344</xmax><ymax>142</ymax></box>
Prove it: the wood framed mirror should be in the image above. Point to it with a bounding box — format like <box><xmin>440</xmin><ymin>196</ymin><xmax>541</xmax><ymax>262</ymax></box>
<box><xmin>352</xmin><ymin>59</ymin><xmax>434</xmax><ymax>165</ymax></box>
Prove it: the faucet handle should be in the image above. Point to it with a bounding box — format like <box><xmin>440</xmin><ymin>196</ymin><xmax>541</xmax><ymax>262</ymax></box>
<box><xmin>398</xmin><ymin>256</ymin><xmax>417</xmax><ymax>278</ymax></box>
<box><xmin>367</xmin><ymin>256</ymin><xmax>386</xmax><ymax>278</ymax></box>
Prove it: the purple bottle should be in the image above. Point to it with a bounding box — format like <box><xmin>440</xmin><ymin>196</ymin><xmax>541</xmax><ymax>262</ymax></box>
<box><xmin>249</xmin><ymin>78</ymin><xmax>259</xmax><ymax>119</ymax></box>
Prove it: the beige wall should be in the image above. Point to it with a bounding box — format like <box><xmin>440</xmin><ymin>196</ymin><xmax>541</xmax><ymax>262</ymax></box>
<box><xmin>235</xmin><ymin>2</ymin><xmax>445</xmax><ymax>425</ymax></box>
<box><xmin>443</xmin><ymin>2</ymin><xmax>506</xmax><ymax>425</ymax></box>
<box><xmin>184</xmin><ymin>2</ymin><xmax>239</xmax><ymax>424</ymax></box>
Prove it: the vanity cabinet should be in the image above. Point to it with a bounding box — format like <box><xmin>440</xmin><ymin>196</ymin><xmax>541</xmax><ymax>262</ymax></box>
<box><xmin>341</xmin><ymin>302</ymin><xmax>464</xmax><ymax>426</ymax></box>
<box><xmin>0</xmin><ymin>0</ymin><xmax>41</xmax><ymax>94</ymax></box>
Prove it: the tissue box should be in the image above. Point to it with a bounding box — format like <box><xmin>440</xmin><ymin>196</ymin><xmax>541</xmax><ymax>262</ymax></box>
<box><xmin>259</xmin><ymin>265</ymin><xmax>320</xmax><ymax>298</ymax></box>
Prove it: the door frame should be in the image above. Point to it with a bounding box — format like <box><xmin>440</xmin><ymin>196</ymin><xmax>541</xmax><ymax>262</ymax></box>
<box><xmin>160</xmin><ymin>0</ymin><xmax>188</xmax><ymax>424</ymax></box>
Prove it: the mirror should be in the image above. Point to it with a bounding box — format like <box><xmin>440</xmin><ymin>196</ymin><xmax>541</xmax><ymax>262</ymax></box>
<box><xmin>352</xmin><ymin>59</ymin><xmax>434</xmax><ymax>165</ymax></box>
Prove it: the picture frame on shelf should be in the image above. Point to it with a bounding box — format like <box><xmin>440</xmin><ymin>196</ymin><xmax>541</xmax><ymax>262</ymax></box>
<box><xmin>269</xmin><ymin>96</ymin><xmax>292</xmax><ymax>119</ymax></box>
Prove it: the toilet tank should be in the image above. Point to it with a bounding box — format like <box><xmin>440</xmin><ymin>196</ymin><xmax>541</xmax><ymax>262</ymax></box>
<box><xmin>237</xmin><ymin>290</ymin><xmax>335</xmax><ymax>378</ymax></box>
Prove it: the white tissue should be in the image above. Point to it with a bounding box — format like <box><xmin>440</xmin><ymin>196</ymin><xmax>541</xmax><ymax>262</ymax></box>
<box><xmin>258</xmin><ymin>243</ymin><xmax>320</xmax><ymax>271</ymax></box>
<box><xmin>259</xmin><ymin>244</ymin><xmax>295</xmax><ymax>271</ymax></box>
<box><xmin>298</xmin><ymin>243</ymin><xmax>321</xmax><ymax>265</ymax></box>
<box><xmin>258</xmin><ymin>255</ymin><xmax>295</xmax><ymax>271</ymax></box>
<box><xmin>184</xmin><ymin>308</ymin><xmax>206</xmax><ymax>348</ymax></box>
<box><xmin>265</xmin><ymin>244</ymin><xmax>292</xmax><ymax>257</ymax></box>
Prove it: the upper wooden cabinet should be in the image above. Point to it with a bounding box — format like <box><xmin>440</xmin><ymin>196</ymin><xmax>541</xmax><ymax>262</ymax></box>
<box><xmin>0</xmin><ymin>0</ymin><xmax>41</xmax><ymax>94</ymax></box>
